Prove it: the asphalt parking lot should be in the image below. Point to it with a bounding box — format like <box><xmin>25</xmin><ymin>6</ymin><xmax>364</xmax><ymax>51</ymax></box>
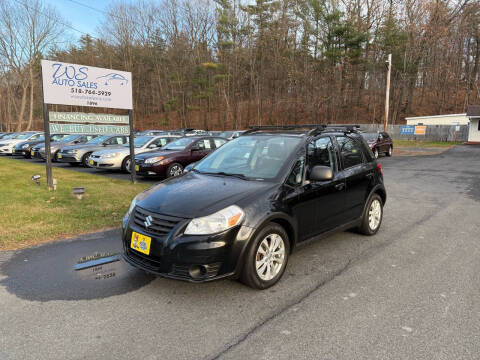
<box><xmin>1</xmin><ymin>145</ymin><xmax>480</xmax><ymax>360</ymax></box>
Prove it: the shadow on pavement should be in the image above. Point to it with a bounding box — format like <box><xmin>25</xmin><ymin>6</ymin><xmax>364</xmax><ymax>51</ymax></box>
<box><xmin>0</xmin><ymin>229</ymin><xmax>155</xmax><ymax>301</ymax></box>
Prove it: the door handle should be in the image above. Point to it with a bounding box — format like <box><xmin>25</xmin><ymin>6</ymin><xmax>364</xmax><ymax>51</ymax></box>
<box><xmin>334</xmin><ymin>183</ymin><xmax>345</xmax><ymax>191</ymax></box>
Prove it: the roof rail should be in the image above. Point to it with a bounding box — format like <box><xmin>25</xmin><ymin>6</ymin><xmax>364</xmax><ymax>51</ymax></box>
<box><xmin>242</xmin><ymin>124</ymin><xmax>361</xmax><ymax>136</ymax></box>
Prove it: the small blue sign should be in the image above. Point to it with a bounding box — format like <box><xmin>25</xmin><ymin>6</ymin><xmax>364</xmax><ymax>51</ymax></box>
<box><xmin>401</xmin><ymin>125</ymin><xmax>415</xmax><ymax>135</ymax></box>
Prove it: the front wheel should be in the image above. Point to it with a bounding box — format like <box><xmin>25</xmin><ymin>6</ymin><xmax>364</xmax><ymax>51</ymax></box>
<box><xmin>241</xmin><ymin>223</ymin><xmax>290</xmax><ymax>289</ymax></box>
<box><xmin>358</xmin><ymin>194</ymin><xmax>383</xmax><ymax>235</ymax></box>
<box><xmin>386</xmin><ymin>145</ymin><xmax>393</xmax><ymax>157</ymax></box>
<box><xmin>122</xmin><ymin>156</ymin><xmax>131</xmax><ymax>172</ymax></box>
<box><xmin>81</xmin><ymin>152</ymin><xmax>92</xmax><ymax>167</ymax></box>
<box><xmin>167</xmin><ymin>163</ymin><xmax>183</xmax><ymax>177</ymax></box>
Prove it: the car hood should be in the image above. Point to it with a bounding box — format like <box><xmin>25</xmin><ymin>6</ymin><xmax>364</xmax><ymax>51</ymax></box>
<box><xmin>0</xmin><ymin>139</ymin><xmax>24</xmax><ymax>146</ymax></box>
<box><xmin>137</xmin><ymin>172</ymin><xmax>276</xmax><ymax>218</ymax></box>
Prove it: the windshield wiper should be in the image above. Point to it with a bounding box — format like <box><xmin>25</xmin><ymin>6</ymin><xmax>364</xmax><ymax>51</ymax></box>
<box><xmin>196</xmin><ymin>170</ymin><xmax>250</xmax><ymax>180</ymax></box>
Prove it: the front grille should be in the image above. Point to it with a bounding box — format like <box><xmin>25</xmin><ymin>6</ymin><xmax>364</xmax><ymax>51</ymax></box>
<box><xmin>133</xmin><ymin>207</ymin><xmax>183</xmax><ymax>237</ymax></box>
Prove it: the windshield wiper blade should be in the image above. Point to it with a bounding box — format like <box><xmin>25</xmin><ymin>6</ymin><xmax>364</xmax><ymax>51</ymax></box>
<box><xmin>197</xmin><ymin>170</ymin><xmax>250</xmax><ymax>180</ymax></box>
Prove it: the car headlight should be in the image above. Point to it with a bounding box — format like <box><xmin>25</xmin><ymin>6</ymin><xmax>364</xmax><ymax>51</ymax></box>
<box><xmin>101</xmin><ymin>152</ymin><xmax>119</xmax><ymax>158</ymax></box>
<box><xmin>144</xmin><ymin>156</ymin><xmax>164</xmax><ymax>164</ymax></box>
<box><xmin>184</xmin><ymin>205</ymin><xmax>245</xmax><ymax>235</ymax></box>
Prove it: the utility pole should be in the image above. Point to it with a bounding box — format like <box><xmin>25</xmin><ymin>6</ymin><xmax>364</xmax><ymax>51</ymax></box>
<box><xmin>384</xmin><ymin>53</ymin><xmax>392</xmax><ymax>131</ymax></box>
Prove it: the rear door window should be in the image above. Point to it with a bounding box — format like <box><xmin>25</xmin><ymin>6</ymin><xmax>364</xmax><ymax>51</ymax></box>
<box><xmin>336</xmin><ymin>136</ymin><xmax>364</xmax><ymax>169</ymax></box>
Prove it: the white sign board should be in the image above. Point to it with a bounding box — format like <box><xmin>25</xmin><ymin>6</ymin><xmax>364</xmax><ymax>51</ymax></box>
<box><xmin>41</xmin><ymin>60</ymin><xmax>132</xmax><ymax>110</ymax></box>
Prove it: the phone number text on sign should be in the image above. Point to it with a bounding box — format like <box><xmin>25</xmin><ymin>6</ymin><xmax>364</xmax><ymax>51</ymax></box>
<box><xmin>41</xmin><ymin>60</ymin><xmax>132</xmax><ymax>110</ymax></box>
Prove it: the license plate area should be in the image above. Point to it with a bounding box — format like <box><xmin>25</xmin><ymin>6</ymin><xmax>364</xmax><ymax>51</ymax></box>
<box><xmin>130</xmin><ymin>231</ymin><xmax>151</xmax><ymax>255</ymax></box>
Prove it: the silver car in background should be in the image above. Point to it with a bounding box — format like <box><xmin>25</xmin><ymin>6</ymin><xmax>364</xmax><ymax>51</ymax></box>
<box><xmin>32</xmin><ymin>134</ymin><xmax>99</xmax><ymax>161</ymax></box>
<box><xmin>57</xmin><ymin>135</ymin><xmax>129</xmax><ymax>166</ymax></box>
<box><xmin>88</xmin><ymin>135</ymin><xmax>180</xmax><ymax>172</ymax></box>
<box><xmin>0</xmin><ymin>132</ymin><xmax>43</xmax><ymax>155</ymax></box>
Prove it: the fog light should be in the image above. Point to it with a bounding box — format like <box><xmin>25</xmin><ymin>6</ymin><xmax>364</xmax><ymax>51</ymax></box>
<box><xmin>188</xmin><ymin>265</ymin><xmax>207</xmax><ymax>279</ymax></box>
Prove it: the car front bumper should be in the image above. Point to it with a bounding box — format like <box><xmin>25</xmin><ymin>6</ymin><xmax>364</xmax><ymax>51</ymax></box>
<box><xmin>0</xmin><ymin>146</ymin><xmax>13</xmax><ymax>154</ymax></box>
<box><xmin>134</xmin><ymin>161</ymin><xmax>168</xmax><ymax>177</ymax></box>
<box><xmin>88</xmin><ymin>156</ymin><xmax>122</xmax><ymax>169</ymax></box>
<box><xmin>122</xmin><ymin>207</ymin><xmax>254</xmax><ymax>282</ymax></box>
<box><xmin>57</xmin><ymin>153</ymin><xmax>81</xmax><ymax>162</ymax></box>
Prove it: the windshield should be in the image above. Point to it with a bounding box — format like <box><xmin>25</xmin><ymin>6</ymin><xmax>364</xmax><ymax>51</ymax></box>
<box><xmin>125</xmin><ymin>136</ymin><xmax>153</xmax><ymax>148</ymax></box>
<box><xmin>16</xmin><ymin>133</ymin><xmax>36</xmax><ymax>140</ymax></box>
<box><xmin>162</xmin><ymin>137</ymin><xmax>195</xmax><ymax>150</ymax></box>
<box><xmin>86</xmin><ymin>135</ymin><xmax>109</xmax><ymax>144</ymax></box>
<box><xmin>194</xmin><ymin>135</ymin><xmax>301</xmax><ymax>180</ymax></box>
<box><xmin>50</xmin><ymin>134</ymin><xmax>68</xmax><ymax>141</ymax></box>
<box><xmin>361</xmin><ymin>133</ymin><xmax>379</xmax><ymax>141</ymax></box>
<box><xmin>219</xmin><ymin>131</ymin><xmax>233</xmax><ymax>138</ymax></box>
<box><xmin>59</xmin><ymin>134</ymin><xmax>80</xmax><ymax>142</ymax></box>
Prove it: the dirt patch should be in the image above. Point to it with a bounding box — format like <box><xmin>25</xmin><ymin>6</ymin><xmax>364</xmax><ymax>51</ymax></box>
<box><xmin>393</xmin><ymin>146</ymin><xmax>453</xmax><ymax>156</ymax></box>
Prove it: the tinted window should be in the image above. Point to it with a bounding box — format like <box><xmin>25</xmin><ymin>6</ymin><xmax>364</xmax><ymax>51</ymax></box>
<box><xmin>163</xmin><ymin>137</ymin><xmax>195</xmax><ymax>150</ymax></box>
<box><xmin>336</xmin><ymin>136</ymin><xmax>364</xmax><ymax>169</ymax></box>
<box><xmin>195</xmin><ymin>139</ymin><xmax>211</xmax><ymax>150</ymax></box>
<box><xmin>307</xmin><ymin>137</ymin><xmax>336</xmax><ymax>172</ymax></box>
<box><xmin>286</xmin><ymin>157</ymin><xmax>305</xmax><ymax>186</ymax></box>
<box><xmin>214</xmin><ymin>138</ymin><xmax>227</xmax><ymax>148</ymax></box>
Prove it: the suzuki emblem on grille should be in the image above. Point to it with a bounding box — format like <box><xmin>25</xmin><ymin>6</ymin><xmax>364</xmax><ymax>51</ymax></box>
<box><xmin>144</xmin><ymin>215</ymin><xmax>153</xmax><ymax>228</ymax></box>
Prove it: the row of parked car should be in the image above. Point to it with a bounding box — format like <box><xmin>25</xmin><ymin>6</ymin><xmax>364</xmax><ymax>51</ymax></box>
<box><xmin>0</xmin><ymin>128</ymin><xmax>392</xmax><ymax>181</ymax></box>
<box><xmin>0</xmin><ymin>129</ymin><xmax>251</xmax><ymax>179</ymax></box>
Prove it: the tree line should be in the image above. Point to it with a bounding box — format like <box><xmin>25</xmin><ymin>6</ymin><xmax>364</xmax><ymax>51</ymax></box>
<box><xmin>0</xmin><ymin>0</ymin><xmax>479</xmax><ymax>132</ymax></box>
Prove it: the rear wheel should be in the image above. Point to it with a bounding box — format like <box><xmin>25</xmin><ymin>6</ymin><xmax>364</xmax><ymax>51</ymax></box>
<box><xmin>81</xmin><ymin>152</ymin><xmax>92</xmax><ymax>167</ymax></box>
<box><xmin>358</xmin><ymin>194</ymin><xmax>383</xmax><ymax>235</ymax></box>
<box><xmin>241</xmin><ymin>223</ymin><xmax>290</xmax><ymax>289</ymax></box>
<box><xmin>167</xmin><ymin>163</ymin><xmax>183</xmax><ymax>177</ymax></box>
<box><xmin>386</xmin><ymin>145</ymin><xmax>393</xmax><ymax>157</ymax></box>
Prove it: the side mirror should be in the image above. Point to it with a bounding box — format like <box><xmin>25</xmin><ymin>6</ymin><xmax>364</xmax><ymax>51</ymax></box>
<box><xmin>148</xmin><ymin>143</ymin><xmax>157</xmax><ymax>149</ymax></box>
<box><xmin>184</xmin><ymin>162</ymin><xmax>197</xmax><ymax>173</ymax></box>
<box><xmin>190</xmin><ymin>146</ymin><xmax>200</xmax><ymax>152</ymax></box>
<box><xmin>73</xmin><ymin>140</ymin><xmax>80</xmax><ymax>144</ymax></box>
<box><xmin>309</xmin><ymin>165</ymin><xmax>333</xmax><ymax>182</ymax></box>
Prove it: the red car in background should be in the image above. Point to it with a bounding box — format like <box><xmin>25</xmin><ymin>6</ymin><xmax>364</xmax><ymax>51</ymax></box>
<box><xmin>361</xmin><ymin>132</ymin><xmax>393</xmax><ymax>158</ymax></box>
<box><xmin>134</xmin><ymin>136</ymin><xmax>228</xmax><ymax>178</ymax></box>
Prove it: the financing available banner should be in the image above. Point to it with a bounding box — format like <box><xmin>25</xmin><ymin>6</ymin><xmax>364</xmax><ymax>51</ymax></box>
<box><xmin>49</xmin><ymin>111</ymin><xmax>129</xmax><ymax>124</ymax></box>
<box><xmin>41</xmin><ymin>60</ymin><xmax>133</xmax><ymax>110</ymax></box>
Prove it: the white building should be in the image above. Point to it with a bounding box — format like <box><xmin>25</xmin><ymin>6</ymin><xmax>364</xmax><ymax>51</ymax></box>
<box><xmin>467</xmin><ymin>105</ymin><xmax>480</xmax><ymax>144</ymax></box>
<box><xmin>405</xmin><ymin>113</ymin><xmax>469</xmax><ymax>126</ymax></box>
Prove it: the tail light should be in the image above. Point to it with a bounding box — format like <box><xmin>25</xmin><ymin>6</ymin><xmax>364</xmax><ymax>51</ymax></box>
<box><xmin>377</xmin><ymin>163</ymin><xmax>383</xmax><ymax>176</ymax></box>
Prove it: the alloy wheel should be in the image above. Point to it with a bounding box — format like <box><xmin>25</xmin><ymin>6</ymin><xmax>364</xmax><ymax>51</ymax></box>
<box><xmin>255</xmin><ymin>233</ymin><xmax>285</xmax><ymax>281</ymax></box>
<box><xmin>368</xmin><ymin>199</ymin><xmax>382</xmax><ymax>230</ymax></box>
<box><xmin>170</xmin><ymin>165</ymin><xmax>182</xmax><ymax>177</ymax></box>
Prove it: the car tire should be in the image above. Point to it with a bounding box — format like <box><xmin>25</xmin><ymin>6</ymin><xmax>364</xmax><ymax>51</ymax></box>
<box><xmin>240</xmin><ymin>223</ymin><xmax>290</xmax><ymax>289</ymax></box>
<box><xmin>167</xmin><ymin>163</ymin><xmax>183</xmax><ymax>177</ymax></box>
<box><xmin>122</xmin><ymin>156</ymin><xmax>131</xmax><ymax>172</ymax></box>
<box><xmin>373</xmin><ymin>148</ymin><xmax>379</xmax><ymax>159</ymax></box>
<box><xmin>81</xmin><ymin>152</ymin><xmax>92</xmax><ymax>167</ymax></box>
<box><xmin>386</xmin><ymin>145</ymin><xmax>393</xmax><ymax>157</ymax></box>
<box><xmin>358</xmin><ymin>194</ymin><xmax>383</xmax><ymax>235</ymax></box>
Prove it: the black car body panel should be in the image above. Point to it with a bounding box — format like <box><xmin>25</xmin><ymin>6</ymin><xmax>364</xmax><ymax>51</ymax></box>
<box><xmin>123</xmin><ymin>127</ymin><xmax>386</xmax><ymax>283</ymax></box>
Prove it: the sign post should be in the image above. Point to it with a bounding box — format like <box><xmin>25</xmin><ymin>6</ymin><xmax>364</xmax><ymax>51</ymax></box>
<box><xmin>41</xmin><ymin>60</ymin><xmax>134</xmax><ymax>187</ymax></box>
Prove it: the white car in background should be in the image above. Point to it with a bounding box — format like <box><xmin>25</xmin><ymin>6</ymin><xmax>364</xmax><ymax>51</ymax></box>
<box><xmin>0</xmin><ymin>132</ymin><xmax>43</xmax><ymax>155</ymax></box>
<box><xmin>87</xmin><ymin>135</ymin><xmax>180</xmax><ymax>172</ymax></box>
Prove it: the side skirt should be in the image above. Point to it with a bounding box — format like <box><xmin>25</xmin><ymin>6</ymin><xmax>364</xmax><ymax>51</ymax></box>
<box><xmin>292</xmin><ymin>218</ymin><xmax>362</xmax><ymax>252</ymax></box>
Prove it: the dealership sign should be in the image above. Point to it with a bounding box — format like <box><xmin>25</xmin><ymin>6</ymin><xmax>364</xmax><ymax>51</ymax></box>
<box><xmin>41</xmin><ymin>60</ymin><xmax>133</xmax><ymax>110</ymax></box>
<box><xmin>49</xmin><ymin>123</ymin><xmax>129</xmax><ymax>135</ymax></box>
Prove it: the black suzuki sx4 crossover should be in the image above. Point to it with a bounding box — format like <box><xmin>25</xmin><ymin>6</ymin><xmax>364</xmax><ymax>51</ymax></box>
<box><xmin>122</xmin><ymin>125</ymin><xmax>386</xmax><ymax>289</ymax></box>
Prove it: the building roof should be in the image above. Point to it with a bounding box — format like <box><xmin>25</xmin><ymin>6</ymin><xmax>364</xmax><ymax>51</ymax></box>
<box><xmin>467</xmin><ymin>105</ymin><xmax>480</xmax><ymax>117</ymax></box>
<box><xmin>405</xmin><ymin>113</ymin><xmax>466</xmax><ymax>120</ymax></box>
